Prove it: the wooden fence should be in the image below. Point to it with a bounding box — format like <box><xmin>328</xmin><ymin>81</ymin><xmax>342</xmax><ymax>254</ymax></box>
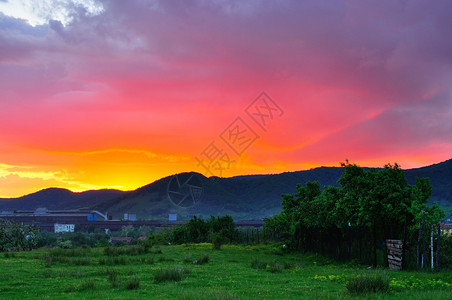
<box><xmin>386</xmin><ymin>239</ymin><xmax>403</xmax><ymax>270</ymax></box>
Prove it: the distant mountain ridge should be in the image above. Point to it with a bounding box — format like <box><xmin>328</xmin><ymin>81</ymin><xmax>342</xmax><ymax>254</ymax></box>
<box><xmin>1</xmin><ymin>159</ymin><xmax>451</xmax><ymax>219</ymax></box>
<box><xmin>0</xmin><ymin>188</ymin><xmax>124</xmax><ymax>211</ymax></box>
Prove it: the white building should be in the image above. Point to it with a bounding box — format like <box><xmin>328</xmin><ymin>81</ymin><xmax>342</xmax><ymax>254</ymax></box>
<box><xmin>54</xmin><ymin>224</ymin><xmax>75</xmax><ymax>233</ymax></box>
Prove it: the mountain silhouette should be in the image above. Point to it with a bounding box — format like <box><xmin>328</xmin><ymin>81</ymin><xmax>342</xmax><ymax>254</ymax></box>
<box><xmin>1</xmin><ymin>159</ymin><xmax>451</xmax><ymax>220</ymax></box>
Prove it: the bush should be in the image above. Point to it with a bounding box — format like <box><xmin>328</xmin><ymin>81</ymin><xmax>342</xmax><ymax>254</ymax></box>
<box><xmin>150</xmin><ymin>215</ymin><xmax>237</xmax><ymax>245</ymax></box>
<box><xmin>154</xmin><ymin>266</ymin><xmax>189</xmax><ymax>283</ymax></box>
<box><xmin>58</xmin><ymin>240</ymin><xmax>73</xmax><ymax>249</ymax></box>
<box><xmin>0</xmin><ymin>220</ymin><xmax>38</xmax><ymax>252</ymax></box>
<box><xmin>346</xmin><ymin>273</ymin><xmax>390</xmax><ymax>294</ymax></box>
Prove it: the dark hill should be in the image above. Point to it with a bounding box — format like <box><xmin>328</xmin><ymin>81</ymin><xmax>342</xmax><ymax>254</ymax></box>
<box><xmin>0</xmin><ymin>188</ymin><xmax>123</xmax><ymax>211</ymax></box>
<box><xmin>1</xmin><ymin>159</ymin><xmax>451</xmax><ymax>219</ymax></box>
<box><xmin>406</xmin><ymin>159</ymin><xmax>452</xmax><ymax>214</ymax></box>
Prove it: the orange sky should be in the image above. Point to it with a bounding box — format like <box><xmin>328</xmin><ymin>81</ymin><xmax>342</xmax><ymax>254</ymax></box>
<box><xmin>1</xmin><ymin>1</ymin><xmax>452</xmax><ymax>198</ymax></box>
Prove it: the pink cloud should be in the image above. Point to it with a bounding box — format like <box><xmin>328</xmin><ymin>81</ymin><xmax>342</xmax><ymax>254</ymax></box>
<box><xmin>1</xmin><ymin>0</ymin><xmax>452</xmax><ymax>195</ymax></box>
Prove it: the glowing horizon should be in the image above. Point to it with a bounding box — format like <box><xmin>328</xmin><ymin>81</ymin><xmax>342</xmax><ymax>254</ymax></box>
<box><xmin>1</xmin><ymin>1</ymin><xmax>452</xmax><ymax>198</ymax></box>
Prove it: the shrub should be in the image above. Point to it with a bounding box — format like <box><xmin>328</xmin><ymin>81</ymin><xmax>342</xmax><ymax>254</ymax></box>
<box><xmin>126</xmin><ymin>277</ymin><xmax>140</xmax><ymax>290</ymax></box>
<box><xmin>346</xmin><ymin>273</ymin><xmax>390</xmax><ymax>294</ymax></box>
<box><xmin>58</xmin><ymin>240</ymin><xmax>73</xmax><ymax>249</ymax></box>
<box><xmin>154</xmin><ymin>266</ymin><xmax>189</xmax><ymax>283</ymax></box>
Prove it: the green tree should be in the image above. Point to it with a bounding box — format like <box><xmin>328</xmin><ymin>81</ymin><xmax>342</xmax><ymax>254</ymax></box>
<box><xmin>265</xmin><ymin>160</ymin><xmax>444</xmax><ymax>267</ymax></box>
<box><xmin>0</xmin><ymin>220</ymin><xmax>38</xmax><ymax>252</ymax></box>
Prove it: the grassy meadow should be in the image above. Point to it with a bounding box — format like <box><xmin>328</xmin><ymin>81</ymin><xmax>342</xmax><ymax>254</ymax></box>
<box><xmin>0</xmin><ymin>243</ymin><xmax>451</xmax><ymax>299</ymax></box>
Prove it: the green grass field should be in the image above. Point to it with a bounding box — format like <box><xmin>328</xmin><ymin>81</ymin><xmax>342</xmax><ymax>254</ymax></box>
<box><xmin>1</xmin><ymin>244</ymin><xmax>451</xmax><ymax>299</ymax></box>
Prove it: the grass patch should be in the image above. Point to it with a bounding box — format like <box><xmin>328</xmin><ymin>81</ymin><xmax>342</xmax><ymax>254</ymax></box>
<box><xmin>1</xmin><ymin>244</ymin><xmax>451</xmax><ymax>299</ymax></box>
<box><xmin>104</xmin><ymin>245</ymin><xmax>149</xmax><ymax>256</ymax></box>
<box><xmin>250</xmin><ymin>258</ymin><xmax>267</xmax><ymax>270</ymax></box>
<box><xmin>191</xmin><ymin>254</ymin><xmax>210</xmax><ymax>265</ymax></box>
<box><xmin>183</xmin><ymin>255</ymin><xmax>194</xmax><ymax>263</ymax></box>
<box><xmin>99</xmin><ymin>257</ymin><xmax>129</xmax><ymax>265</ymax></box>
<box><xmin>158</xmin><ymin>256</ymin><xmax>174</xmax><ymax>262</ymax></box>
<box><xmin>105</xmin><ymin>268</ymin><xmax>120</xmax><ymax>288</ymax></box>
<box><xmin>50</xmin><ymin>247</ymin><xmax>91</xmax><ymax>257</ymax></box>
<box><xmin>70</xmin><ymin>257</ymin><xmax>90</xmax><ymax>265</ymax></box>
<box><xmin>43</xmin><ymin>255</ymin><xmax>67</xmax><ymax>267</ymax></box>
<box><xmin>137</xmin><ymin>256</ymin><xmax>154</xmax><ymax>264</ymax></box>
<box><xmin>346</xmin><ymin>273</ymin><xmax>390</xmax><ymax>295</ymax></box>
<box><xmin>43</xmin><ymin>254</ymin><xmax>90</xmax><ymax>266</ymax></box>
<box><xmin>126</xmin><ymin>276</ymin><xmax>140</xmax><ymax>290</ymax></box>
<box><xmin>150</xmin><ymin>247</ymin><xmax>163</xmax><ymax>254</ymax></box>
<box><xmin>3</xmin><ymin>252</ymin><xmax>16</xmax><ymax>258</ymax></box>
<box><xmin>43</xmin><ymin>269</ymin><xmax>84</xmax><ymax>279</ymax></box>
<box><xmin>154</xmin><ymin>266</ymin><xmax>189</xmax><ymax>283</ymax></box>
<box><xmin>251</xmin><ymin>259</ymin><xmax>284</xmax><ymax>273</ymax></box>
<box><xmin>78</xmin><ymin>280</ymin><xmax>96</xmax><ymax>291</ymax></box>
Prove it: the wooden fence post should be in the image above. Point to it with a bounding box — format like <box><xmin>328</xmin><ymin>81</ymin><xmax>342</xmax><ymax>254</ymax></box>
<box><xmin>421</xmin><ymin>212</ymin><xmax>426</xmax><ymax>269</ymax></box>
<box><xmin>417</xmin><ymin>217</ymin><xmax>421</xmax><ymax>271</ymax></box>
<box><xmin>402</xmin><ymin>219</ymin><xmax>407</xmax><ymax>270</ymax></box>
<box><xmin>430</xmin><ymin>225</ymin><xmax>434</xmax><ymax>270</ymax></box>
<box><xmin>436</xmin><ymin>223</ymin><xmax>441</xmax><ymax>272</ymax></box>
<box><xmin>386</xmin><ymin>239</ymin><xmax>403</xmax><ymax>270</ymax></box>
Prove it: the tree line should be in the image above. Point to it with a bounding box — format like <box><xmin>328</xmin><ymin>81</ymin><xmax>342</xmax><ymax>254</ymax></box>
<box><xmin>264</xmin><ymin>161</ymin><xmax>444</xmax><ymax>267</ymax></box>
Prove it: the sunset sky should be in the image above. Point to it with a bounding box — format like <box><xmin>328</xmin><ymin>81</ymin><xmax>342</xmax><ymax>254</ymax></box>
<box><xmin>1</xmin><ymin>0</ymin><xmax>451</xmax><ymax>198</ymax></box>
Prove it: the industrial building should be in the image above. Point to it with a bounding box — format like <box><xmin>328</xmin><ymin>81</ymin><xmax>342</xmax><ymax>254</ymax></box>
<box><xmin>0</xmin><ymin>208</ymin><xmax>107</xmax><ymax>232</ymax></box>
<box><xmin>0</xmin><ymin>208</ymin><xmax>264</xmax><ymax>232</ymax></box>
